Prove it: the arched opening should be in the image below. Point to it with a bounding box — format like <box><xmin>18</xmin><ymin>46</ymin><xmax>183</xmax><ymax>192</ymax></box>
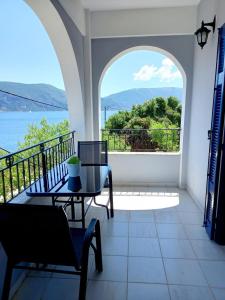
<box><xmin>26</xmin><ymin>0</ymin><xmax>85</xmax><ymax>140</ymax></box>
<box><xmin>0</xmin><ymin>0</ymin><xmax>71</xmax><ymax>151</ymax></box>
<box><xmin>99</xmin><ymin>46</ymin><xmax>186</xmax><ymax>154</ymax></box>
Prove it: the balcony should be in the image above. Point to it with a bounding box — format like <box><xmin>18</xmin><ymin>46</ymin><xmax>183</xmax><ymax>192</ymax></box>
<box><xmin>10</xmin><ymin>186</ymin><xmax>225</xmax><ymax>300</ymax></box>
<box><xmin>1</xmin><ymin>0</ymin><xmax>225</xmax><ymax>298</ymax></box>
<box><xmin>0</xmin><ymin>132</ymin><xmax>224</xmax><ymax>299</ymax></box>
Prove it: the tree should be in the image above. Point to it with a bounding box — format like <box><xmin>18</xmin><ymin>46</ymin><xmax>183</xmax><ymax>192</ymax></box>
<box><xmin>105</xmin><ymin>111</ymin><xmax>131</xmax><ymax>131</ymax></box>
<box><xmin>18</xmin><ymin>118</ymin><xmax>70</xmax><ymax>150</ymax></box>
<box><xmin>103</xmin><ymin>96</ymin><xmax>181</xmax><ymax>152</ymax></box>
<box><xmin>154</xmin><ymin>97</ymin><xmax>167</xmax><ymax>118</ymax></box>
<box><xmin>167</xmin><ymin>96</ymin><xmax>179</xmax><ymax>110</ymax></box>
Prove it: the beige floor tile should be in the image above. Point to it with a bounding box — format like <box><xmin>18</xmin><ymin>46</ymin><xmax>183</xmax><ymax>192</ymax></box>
<box><xmin>129</xmin><ymin>237</ymin><xmax>161</xmax><ymax>257</ymax></box>
<box><xmin>184</xmin><ymin>224</ymin><xmax>209</xmax><ymax>240</ymax></box>
<box><xmin>129</xmin><ymin>210</ymin><xmax>154</xmax><ymax>223</ymax></box>
<box><xmin>86</xmin><ymin>280</ymin><xmax>127</xmax><ymax>300</ymax></box>
<box><xmin>199</xmin><ymin>260</ymin><xmax>225</xmax><ymax>288</ymax></box>
<box><xmin>178</xmin><ymin>212</ymin><xmax>203</xmax><ymax>225</ymax></box>
<box><xmin>129</xmin><ymin>222</ymin><xmax>157</xmax><ymax>237</ymax></box>
<box><xmin>156</xmin><ymin>223</ymin><xmax>187</xmax><ymax>239</ymax></box>
<box><xmin>154</xmin><ymin>210</ymin><xmax>181</xmax><ymax>224</ymax></box>
<box><xmin>190</xmin><ymin>240</ymin><xmax>225</xmax><ymax>260</ymax></box>
<box><xmin>169</xmin><ymin>285</ymin><xmax>214</xmax><ymax>300</ymax></box>
<box><xmin>90</xmin><ymin>255</ymin><xmax>127</xmax><ymax>282</ymax></box>
<box><xmin>164</xmin><ymin>259</ymin><xmax>207</xmax><ymax>286</ymax></box>
<box><xmin>102</xmin><ymin>236</ymin><xmax>128</xmax><ymax>256</ymax></box>
<box><xmin>42</xmin><ymin>278</ymin><xmax>80</xmax><ymax>300</ymax></box>
<box><xmin>212</xmin><ymin>288</ymin><xmax>225</xmax><ymax>300</ymax></box>
<box><xmin>102</xmin><ymin>221</ymin><xmax>129</xmax><ymax>237</ymax></box>
<box><xmin>128</xmin><ymin>257</ymin><xmax>166</xmax><ymax>284</ymax></box>
<box><xmin>128</xmin><ymin>283</ymin><xmax>170</xmax><ymax>300</ymax></box>
<box><xmin>13</xmin><ymin>277</ymin><xmax>50</xmax><ymax>300</ymax></box>
<box><xmin>160</xmin><ymin>239</ymin><xmax>196</xmax><ymax>259</ymax></box>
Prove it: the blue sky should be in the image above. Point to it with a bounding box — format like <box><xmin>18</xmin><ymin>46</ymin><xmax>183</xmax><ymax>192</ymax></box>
<box><xmin>101</xmin><ymin>51</ymin><xmax>183</xmax><ymax>97</ymax></box>
<box><xmin>0</xmin><ymin>0</ymin><xmax>65</xmax><ymax>90</ymax></box>
<box><xmin>0</xmin><ymin>1</ymin><xmax>183</xmax><ymax>95</ymax></box>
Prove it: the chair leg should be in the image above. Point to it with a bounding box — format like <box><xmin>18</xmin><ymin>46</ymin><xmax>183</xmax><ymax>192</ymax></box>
<box><xmin>95</xmin><ymin>220</ymin><xmax>103</xmax><ymax>272</ymax></box>
<box><xmin>79</xmin><ymin>263</ymin><xmax>88</xmax><ymax>300</ymax></box>
<box><xmin>2</xmin><ymin>260</ymin><xmax>13</xmax><ymax>300</ymax></box>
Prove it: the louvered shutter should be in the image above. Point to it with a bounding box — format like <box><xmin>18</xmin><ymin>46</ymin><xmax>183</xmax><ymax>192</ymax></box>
<box><xmin>205</xmin><ymin>26</ymin><xmax>225</xmax><ymax>241</ymax></box>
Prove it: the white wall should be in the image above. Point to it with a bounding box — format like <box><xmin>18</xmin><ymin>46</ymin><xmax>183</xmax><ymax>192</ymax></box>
<box><xmin>187</xmin><ymin>0</ymin><xmax>225</xmax><ymax>209</ymax></box>
<box><xmin>58</xmin><ymin>0</ymin><xmax>86</xmax><ymax>35</ymax></box>
<box><xmin>109</xmin><ymin>153</ymin><xmax>180</xmax><ymax>186</ymax></box>
<box><xmin>90</xmin><ymin>6</ymin><xmax>197</xmax><ymax>38</ymax></box>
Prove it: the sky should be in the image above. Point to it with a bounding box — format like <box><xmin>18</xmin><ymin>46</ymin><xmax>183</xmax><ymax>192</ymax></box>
<box><xmin>101</xmin><ymin>51</ymin><xmax>183</xmax><ymax>97</ymax></box>
<box><xmin>0</xmin><ymin>1</ymin><xmax>183</xmax><ymax>95</ymax></box>
<box><xmin>0</xmin><ymin>0</ymin><xmax>65</xmax><ymax>90</ymax></box>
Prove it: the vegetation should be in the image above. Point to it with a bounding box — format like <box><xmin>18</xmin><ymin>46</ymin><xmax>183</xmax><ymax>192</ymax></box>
<box><xmin>0</xmin><ymin>118</ymin><xmax>70</xmax><ymax>202</ymax></box>
<box><xmin>104</xmin><ymin>96</ymin><xmax>181</xmax><ymax>152</ymax></box>
<box><xmin>18</xmin><ymin>118</ymin><xmax>70</xmax><ymax>150</ymax></box>
<box><xmin>67</xmin><ymin>156</ymin><xmax>80</xmax><ymax>164</ymax></box>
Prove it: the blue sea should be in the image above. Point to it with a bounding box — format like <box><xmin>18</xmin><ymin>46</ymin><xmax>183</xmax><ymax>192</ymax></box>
<box><xmin>0</xmin><ymin>110</ymin><xmax>117</xmax><ymax>152</ymax></box>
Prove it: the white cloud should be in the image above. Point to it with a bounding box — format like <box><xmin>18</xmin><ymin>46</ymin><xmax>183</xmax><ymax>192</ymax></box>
<box><xmin>133</xmin><ymin>58</ymin><xmax>182</xmax><ymax>82</ymax></box>
<box><xmin>133</xmin><ymin>65</ymin><xmax>158</xmax><ymax>81</ymax></box>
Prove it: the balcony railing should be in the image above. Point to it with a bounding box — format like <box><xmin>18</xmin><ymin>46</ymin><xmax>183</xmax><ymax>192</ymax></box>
<box><xmin>102</xmin><ymin>128</ymin><xmax>181</xmax><ymax>152</ymax></box>
<box><xmin>0</xmin><ymin>131</ymin><xmax>75</xmax><ymax>203</ymax></box>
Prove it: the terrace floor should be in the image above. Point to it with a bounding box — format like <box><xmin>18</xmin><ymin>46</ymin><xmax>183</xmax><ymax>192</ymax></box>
<box><xmin>12</xmin><ymin>186</ymin><xmax>225</xmax><ymax>300</ymax></box>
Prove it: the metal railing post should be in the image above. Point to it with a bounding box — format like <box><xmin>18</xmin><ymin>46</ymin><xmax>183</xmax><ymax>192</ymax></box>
<box><xmin>40</xmin><ymin>143</ymin><xmax>48</xmax><ymax>192</ymax></box>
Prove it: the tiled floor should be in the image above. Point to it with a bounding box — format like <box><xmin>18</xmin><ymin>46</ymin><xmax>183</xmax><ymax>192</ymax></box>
<box><xmin>12</xmin><ymin>187</ymin><xmax>225</xmax><ymax>300</ymax></box>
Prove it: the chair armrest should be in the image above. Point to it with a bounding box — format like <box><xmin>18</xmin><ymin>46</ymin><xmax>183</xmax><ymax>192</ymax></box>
<box><xmin>84</xmin><ymin>218</ymin><xmax>98</xmax><ymax>244</ymax></box>
<box><xmin>81</xmin><ymin>218</ymin><xmax>102</xmax><ymax>272</ymax></box>
<box><xmin>81</xmin><ymin>219</ymin><xmax>99</xmax><ymax>260</ymax></box>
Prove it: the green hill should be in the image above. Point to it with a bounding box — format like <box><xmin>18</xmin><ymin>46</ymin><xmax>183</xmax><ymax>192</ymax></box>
<box><xmin>0</xmin><ymin>82</ymin><xmax>67</xmax><ymax>111</ymax></box>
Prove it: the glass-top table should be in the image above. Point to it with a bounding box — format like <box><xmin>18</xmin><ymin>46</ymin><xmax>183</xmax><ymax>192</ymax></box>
<box><xmin>27</xmin><ymin>165</ymin><xmax>114</xmax><ymax>227</ymax></box>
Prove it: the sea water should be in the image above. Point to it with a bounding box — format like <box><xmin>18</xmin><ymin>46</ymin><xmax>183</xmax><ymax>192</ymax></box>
<box><xmin>0</xmin><ymin>110</ymin><xmax>118</xmax><ymax>152</ymax></box>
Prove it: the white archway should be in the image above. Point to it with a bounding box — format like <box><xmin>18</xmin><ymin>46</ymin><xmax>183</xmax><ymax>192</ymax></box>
<box><xmin>98</xmin><ymin>45</ymin><xmax>187</xmax><ymax>187</ymax></box>
<box><xmin>26</xmin><ymin>0</ymin><xmax>85</xmax><ymax>140</ymax></box>
<box><xmin>99</xmin><ymin>46</ymin><xmax>186</xmax><ymax>120</ymax></box>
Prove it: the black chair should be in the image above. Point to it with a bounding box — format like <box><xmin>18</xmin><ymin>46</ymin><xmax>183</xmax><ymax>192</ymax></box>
<box><xmin>0</xmin><ymin>203</ymin><xmax>102</xmax><ymax>300</ymax></box>
<box><xmin>78</xmin><ymin>141</ymin><xmax>113</xmax><ymax>218</ymax></box>
<box><xmin>78</xmin><ymin>141</ymin><xmax>108</xmax><ymax>166</ymax></box>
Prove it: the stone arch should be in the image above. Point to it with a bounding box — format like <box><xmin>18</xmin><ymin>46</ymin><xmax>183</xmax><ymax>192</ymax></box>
<box><xmin>25</xmin><ymin>0</ymin><xmax>85</xmax><ymax>139</ymax></box>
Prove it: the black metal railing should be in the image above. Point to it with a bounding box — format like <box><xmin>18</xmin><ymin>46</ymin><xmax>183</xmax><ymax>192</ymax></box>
<box><xmin>102</xmin><ymin>128</ymin><xmax>181</xmax><ymax>152</ymax></box>
<box><xmin>0</xmin><ymin>131</ymin><xmax>75</xmax><ymax>203</ymax></box>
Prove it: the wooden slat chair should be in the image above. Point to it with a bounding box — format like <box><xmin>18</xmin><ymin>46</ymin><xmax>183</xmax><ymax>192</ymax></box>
<box><xmin>0</xmin><ymin>203</ymin><xmax>102</xmax><ymax>300</ymax></box>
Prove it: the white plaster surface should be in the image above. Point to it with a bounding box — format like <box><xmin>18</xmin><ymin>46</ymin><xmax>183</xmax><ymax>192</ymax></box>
<box><xmin>90</xmin><ymin>6</ymin><xmax>197</xmax><ymax>38</ymax></box>
<box><xmin>187</xmin><ymin>0</ymin><xmax>225</xmax><ymax>207</ymax></box>
<box><xmin>108</xmin><ymin>152</ymin><xmax>180</xmax><ymax>186</ymax></box>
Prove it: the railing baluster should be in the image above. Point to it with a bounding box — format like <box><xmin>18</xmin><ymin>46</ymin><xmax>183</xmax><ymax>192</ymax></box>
<box><xmin>1</xmin><ymin>170</ymin><xmax>6</xmax><ymax>203</ymax></box>
<box><xmin>16</xmin><ymin>164</ymin><xmax>20</xmax><ymax>193</ymax></box>
<box><xmin>101</xmin><ymin>128</ymin><xmax>180</xmax><ymax>152</ymax></box>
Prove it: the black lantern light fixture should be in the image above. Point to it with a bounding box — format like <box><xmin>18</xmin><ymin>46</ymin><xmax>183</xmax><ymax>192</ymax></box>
<box><xmin>195</xmin><ymin>16</ymin><xmax>216</xmax><ymax>49</ymax></box>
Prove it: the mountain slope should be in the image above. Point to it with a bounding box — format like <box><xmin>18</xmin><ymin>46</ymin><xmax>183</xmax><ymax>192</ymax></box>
<box><xmin>0</xmin><ymin>82</ymin><xmax>182</xmax><ymax>112</ymax></box>
<box><xmin>101</xmin><ymin>87</ymin><xmax>183</xmax><ymax>111</ymax></box>
<box><xmin>0</xmin><ymin>82</ymin><xmax>67</xmax><ymax>111</ymax></box>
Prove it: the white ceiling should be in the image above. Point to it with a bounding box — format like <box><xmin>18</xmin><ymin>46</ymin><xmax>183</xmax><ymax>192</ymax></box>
<box><xmin>81</xmin><ymin>0</ymin><xmax>201</xmax><ymax>11</ymax></box>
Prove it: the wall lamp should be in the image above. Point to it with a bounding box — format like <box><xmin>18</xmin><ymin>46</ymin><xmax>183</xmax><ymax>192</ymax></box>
<box><xmin>195</xmin><ymin>16</ymin><xmax>216</xmax><ymax>49</ymax></box>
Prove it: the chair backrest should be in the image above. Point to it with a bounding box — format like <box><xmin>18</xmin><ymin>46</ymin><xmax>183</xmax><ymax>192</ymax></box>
<box><xmin>78</xmin><ymin>141</ymin><xmax>108</xmax><ymax>166</ymax></box>
<box><xmin>0</xmin><ymin>204</ymin><xmax>79</xmax><ymax>268</ymax></box>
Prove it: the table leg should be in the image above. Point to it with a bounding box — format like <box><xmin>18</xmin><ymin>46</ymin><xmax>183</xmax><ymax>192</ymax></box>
<box><xmin>81</xmin><ymin>197</ymin><xmax>85</xmax><ymax>228</ymax></box>
<box><xmin>71</xmin><ymin>197</ymin><xmax>75</xmax><ymax>220</ymax></box>
<box><xmin>108</xmin><ymin>169</ymin><xmax>114</xmax><ymax>217</ymax></box>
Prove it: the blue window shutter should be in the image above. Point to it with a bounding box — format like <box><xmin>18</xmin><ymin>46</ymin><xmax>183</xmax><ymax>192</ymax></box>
<box><xmin>205</xmin><ymin>26</ymin><xmax>225</xmax><ymax>241</ymax></box>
